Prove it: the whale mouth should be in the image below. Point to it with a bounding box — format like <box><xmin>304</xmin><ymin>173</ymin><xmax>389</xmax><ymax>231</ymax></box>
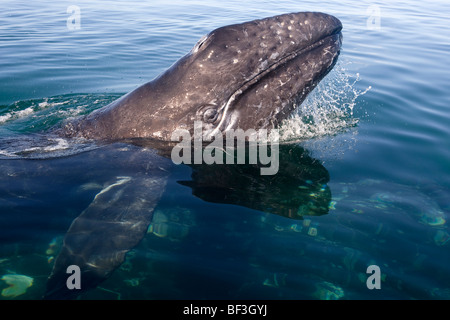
<box><xmin>212</xmin><ymin>27</ymin><xmax>343</xmax><ymax>135</ymax></box>
<box><xmin>245</xmin><ymin>28</ymin><xmax>342</xmax><ymax>90</ymax></box>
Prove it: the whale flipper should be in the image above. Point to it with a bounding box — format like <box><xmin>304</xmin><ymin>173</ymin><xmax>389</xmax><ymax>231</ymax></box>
<box><xmin>44</xmin><ymin>155</ymin><xmax>171</xmax><ymax>299</ymax></box>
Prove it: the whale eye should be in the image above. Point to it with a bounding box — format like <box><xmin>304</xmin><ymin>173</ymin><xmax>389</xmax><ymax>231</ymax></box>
<box><xmin>203</xmin><ymin>107</ymin><xmax>219</xmax><ymax>123</ymax></box>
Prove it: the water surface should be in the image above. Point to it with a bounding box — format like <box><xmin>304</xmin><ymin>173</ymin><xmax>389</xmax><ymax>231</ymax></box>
<box><xmin>0</xmin><ymin>0</ymin><xmax>449</xmax><ymax>300</ymax></box>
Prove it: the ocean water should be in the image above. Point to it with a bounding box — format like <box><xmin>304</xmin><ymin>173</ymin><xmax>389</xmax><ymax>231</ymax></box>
<box><xmin>0</xmin><ymin>0</ymin><xmax>449</xmax><ymax>300</ymax></box>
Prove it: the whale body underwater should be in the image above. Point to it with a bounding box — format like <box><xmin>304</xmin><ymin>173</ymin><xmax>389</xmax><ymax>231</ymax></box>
<box><xmin>43</xmin><ymin>11</ymin><xmax>343</xmax><ymax>299</ymax></box>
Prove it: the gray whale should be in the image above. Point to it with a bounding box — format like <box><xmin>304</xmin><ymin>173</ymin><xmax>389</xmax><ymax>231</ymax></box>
<box><xmin>44</xmin><ymin>11</ymin><xmax>342</xmax><ymax>299</ymax></box>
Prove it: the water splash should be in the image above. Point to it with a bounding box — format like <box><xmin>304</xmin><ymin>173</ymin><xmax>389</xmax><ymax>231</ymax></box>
<box><xmin>0</xmin><ymin>133</ymin><xmax>101</xmax><ymax>159</ymax></box>
<box><xmin>279</xmin><ymin>63</ymin><xmax>371</xmax><ymax>142</ymax></box>
<box><xmin>0</xmin><ymin>94</ymin><xmax>120</xmax><ymax>159</ymax></box>
<box><xmin>0</xmin><ymin>94</ymin><xmax>121</xmax><ymax>134</ymax></box>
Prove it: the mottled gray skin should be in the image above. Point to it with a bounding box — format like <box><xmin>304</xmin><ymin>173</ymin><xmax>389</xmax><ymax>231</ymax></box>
<box><xmin>62</xmin><ymin>12</ymin><xmax>342</xmax><ymax>141</ymax></box>
<box><xmin>45</xmin><ymin>12</ymin><xmax>342</xmax><ymax>299</ymax></box>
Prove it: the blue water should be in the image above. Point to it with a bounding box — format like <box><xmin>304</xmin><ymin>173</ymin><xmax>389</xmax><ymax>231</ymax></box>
<box><xmin>1</xmin><ymin>0</ymin><xmax>450</xmax><ymax>300</ymax></box>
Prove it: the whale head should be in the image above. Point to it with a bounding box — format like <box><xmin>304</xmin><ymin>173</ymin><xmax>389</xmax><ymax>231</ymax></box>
<box><xmin>64</xmin><ymin>12</ymin><xmax>342</xmax><ymax>141</ymax></box>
